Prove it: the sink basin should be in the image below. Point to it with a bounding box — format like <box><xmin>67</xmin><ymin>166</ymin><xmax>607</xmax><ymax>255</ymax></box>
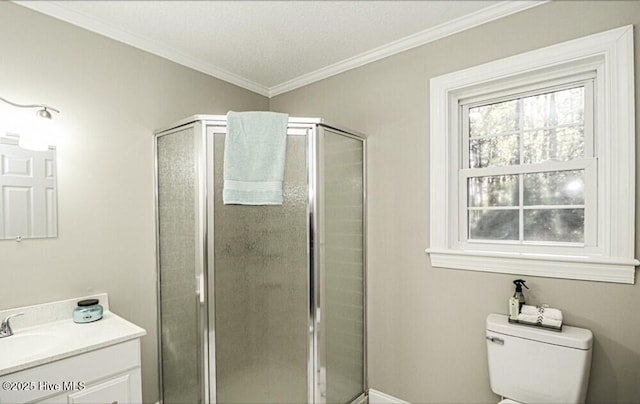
<box><xmin>0</xmin><ymin>333</ymin><xmax>66</xmax><ymax>365</ymax></box>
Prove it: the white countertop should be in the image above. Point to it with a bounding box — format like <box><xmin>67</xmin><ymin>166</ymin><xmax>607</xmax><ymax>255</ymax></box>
<box><xmin>0</xmin><ymin>296</ymin><xmax>146</xmax><ymax>376</ymax></box>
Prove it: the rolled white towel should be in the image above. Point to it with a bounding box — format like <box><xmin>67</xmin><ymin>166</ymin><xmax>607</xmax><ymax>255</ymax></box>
<box><xmin>517</xmin><ymin>313</ymin><xmax>563</xmax><ymax>330</ymax></box>
<box><xmin>520</xmin><ymin>304</ymin><xmax>563</xmax><ymax>321</ymax></box>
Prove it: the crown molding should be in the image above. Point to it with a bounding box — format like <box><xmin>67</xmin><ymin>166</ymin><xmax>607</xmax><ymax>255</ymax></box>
<box><xmin>14</xmin><ymin>0</ymin><xmax>546</xmax><ymax>99</ymax></box>
<box><xmin>268</xmin><ymin>1</ymin><xmax>547</xmax><ymax>97</ymax></box>
<box><xmin>12</xmin><ymin>1</ymin><xmax>271</xmax><ymax>97</ymax></box>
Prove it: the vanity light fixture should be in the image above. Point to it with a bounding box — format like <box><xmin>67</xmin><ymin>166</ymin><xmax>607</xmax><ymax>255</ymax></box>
<box><xmin>0</xmin><ymin>95</ymin><xmax>60</xmax><ymax>151</ymax></box>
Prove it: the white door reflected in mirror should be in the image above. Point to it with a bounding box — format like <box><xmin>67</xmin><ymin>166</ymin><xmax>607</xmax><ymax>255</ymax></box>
<box><xmin>0</xmin><ymin>135</ymin><xmax>57</xmax><ymax>240</ymax></box>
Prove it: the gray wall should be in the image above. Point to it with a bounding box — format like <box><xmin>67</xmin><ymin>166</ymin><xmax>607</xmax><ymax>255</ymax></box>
<box><xmin>270</xmin><ymin>2</ymin><xmax>640</xmax><ymax>403</ymax></box>
<box><xmin>0</xmin><ymin>3</ymin><xmax>267</xmax><ymax>403</ymax></box>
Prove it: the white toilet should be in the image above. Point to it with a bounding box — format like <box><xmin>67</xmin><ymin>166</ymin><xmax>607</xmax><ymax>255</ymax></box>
<box><xmin>486</xmin><ymin>313</ymin><xmax>593</xmax><ymax>404</ymax></box>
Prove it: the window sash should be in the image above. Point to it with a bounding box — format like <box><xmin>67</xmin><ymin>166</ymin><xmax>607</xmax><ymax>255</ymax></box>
<box><xmin>458</xmin><ymin>158</ymin><xmax>597</xmax><ymax>248</ymax></box>
<box><xmin>458</xmin><ymin>78</ymin><xmax>596</xmax><ymax>248</ymax></box>
<box><xmin>461</xmin><ymin>78</ymin><xmax>594</xmax><ymax>170</ymax></box>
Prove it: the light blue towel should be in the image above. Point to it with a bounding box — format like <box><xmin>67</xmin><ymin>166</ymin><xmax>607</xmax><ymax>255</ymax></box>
<box><xmin>223</xmin><ymin>111</ymin><xmax>289</xmax><ymax>205</ymax></box>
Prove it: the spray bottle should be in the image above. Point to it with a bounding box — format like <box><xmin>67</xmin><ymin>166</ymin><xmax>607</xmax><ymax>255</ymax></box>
<box><xmin>508</xmin><ymin>279</ymin><xmax>529</xmax><ymax>321</ymax></box>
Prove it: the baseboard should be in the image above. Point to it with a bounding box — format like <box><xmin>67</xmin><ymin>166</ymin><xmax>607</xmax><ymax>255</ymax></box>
<box><xmin>368</xmin><ymin>389</ymin><xmax>410</xmax><ymax>404</ymax></box>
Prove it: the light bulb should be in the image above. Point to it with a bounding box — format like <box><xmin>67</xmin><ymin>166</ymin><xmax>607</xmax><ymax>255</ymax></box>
<box><xmin>17</xmin><ymin>111</ymin><xmax>58</xmax><ymax>151</ymax></box>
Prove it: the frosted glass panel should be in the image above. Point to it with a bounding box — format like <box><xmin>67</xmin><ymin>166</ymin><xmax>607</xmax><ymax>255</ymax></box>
<box><xmin>213</xmin><ymin>133</ymin><xmax>309</xmax><ymax>403</ymax></box>
<box><xmin>323</xmin><ymin>131</ymin><xmax>365</xmax><ymax>403</ymax></box>
<box><xmin>156</xmin><ymin>128</ymin><xmax>201</xmax><ymax>404</ymax></box>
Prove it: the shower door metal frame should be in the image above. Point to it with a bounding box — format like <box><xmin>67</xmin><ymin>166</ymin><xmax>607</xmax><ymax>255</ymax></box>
<box><xmin>154</xmin><ymin>119</ymin><xmax>211</xmax><ymax>404</ymax></box>
<box><xmin>307</xmin><ymin>121</ymin><xmax>321</xmax><ymax>404</ymax></box>
<box><xmin>155</xmin><ymin>115</ymin><xmax>367</xmax><ymax>404</ymax></box>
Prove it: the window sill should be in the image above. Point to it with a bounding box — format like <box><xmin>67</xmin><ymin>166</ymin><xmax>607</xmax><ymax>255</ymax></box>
<box><xmin>426</xmin><ymin>248</ymin><xmax>638</xmax><ymax>284</ymax></box>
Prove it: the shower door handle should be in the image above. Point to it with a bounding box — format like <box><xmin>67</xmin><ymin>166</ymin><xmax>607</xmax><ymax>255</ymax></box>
<box><xmin>197</xmin><ymin>274</ymin><xmax>205</xmax><ymax>304</ymax></box>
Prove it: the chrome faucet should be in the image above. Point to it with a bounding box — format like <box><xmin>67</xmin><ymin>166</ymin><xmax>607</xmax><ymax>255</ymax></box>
<box><xmin>0</xmin><ymin>313</ymin><xmax>24</xmax><ymax>338</ymax></box>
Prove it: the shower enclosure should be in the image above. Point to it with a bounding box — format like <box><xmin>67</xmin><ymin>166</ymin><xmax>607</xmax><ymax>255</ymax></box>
<box><xmin>154</xmin><ymin>115</ymin><xmax>366</xmax><ymax>404</ymax></box>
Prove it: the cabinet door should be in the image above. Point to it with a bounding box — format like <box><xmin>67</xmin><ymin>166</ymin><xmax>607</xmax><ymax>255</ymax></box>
<box><xmin>66</xmin><ymin>374</ymin><xmax>132</xmax><ymax>404</ymax></box>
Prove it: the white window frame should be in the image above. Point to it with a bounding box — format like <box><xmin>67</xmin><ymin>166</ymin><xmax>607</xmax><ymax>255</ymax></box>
<box><xmin>427</xmin><ymin>26</ymin><xmax>638</xmax><ymax>284</ymax></box>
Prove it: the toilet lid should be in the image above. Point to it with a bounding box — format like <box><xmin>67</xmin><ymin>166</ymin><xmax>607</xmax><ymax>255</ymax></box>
<box><xmin>498</xmin><ymin>400</ymin><xmax>521</xmax><ymax>404</ymax></box>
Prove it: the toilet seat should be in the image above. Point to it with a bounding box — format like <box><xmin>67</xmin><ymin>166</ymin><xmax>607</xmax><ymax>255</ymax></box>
<box><xmin>498</xmin><ymin>399</ymin><xmax>521</xmax><ymax>404</ymax></box>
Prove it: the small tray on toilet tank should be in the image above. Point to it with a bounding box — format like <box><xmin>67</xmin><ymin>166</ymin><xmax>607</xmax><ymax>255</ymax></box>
<box><xmin>508</xmin><ymin>317</ymin><xmax>562</xmax><ymax>332</ymax></box>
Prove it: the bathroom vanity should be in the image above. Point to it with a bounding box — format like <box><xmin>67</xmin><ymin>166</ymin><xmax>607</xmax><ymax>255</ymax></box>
<box><xmin>0</xmin><ymin>294</ymin><xmax>146</xmax><ymax>403</ymax></box>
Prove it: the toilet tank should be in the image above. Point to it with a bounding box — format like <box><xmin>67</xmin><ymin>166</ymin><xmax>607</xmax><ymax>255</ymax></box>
<box><xmin>486</xmin><ymin>313</ymin><xmax>593</xmax><ymax>404</ymax></box>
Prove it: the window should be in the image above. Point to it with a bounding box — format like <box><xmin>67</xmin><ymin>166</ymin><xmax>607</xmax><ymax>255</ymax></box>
<box><xmin>428</xmin><ymin>26</ymin><xmax>638</xmax><ymax>284</ymax></box>
<box><xmin>462</xmin><ymin>79</ymin><xmax>596</xmax><ymax>250</ymax></box>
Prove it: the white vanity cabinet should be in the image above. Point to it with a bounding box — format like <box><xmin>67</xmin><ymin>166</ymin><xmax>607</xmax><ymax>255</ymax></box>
<box><xmin>0</xmin><ymin>295</ymin><xmax>146</xmax><ymax>404</ymax></box>
<box><xmin>0</xmin><ymin>339</ymin><xmax>142</xmax><ymax>404</ymax></box>
<box><xmin>56</xmin><ymin>373</ymin><xmax>134</xmax><ymax>403</ymax></box>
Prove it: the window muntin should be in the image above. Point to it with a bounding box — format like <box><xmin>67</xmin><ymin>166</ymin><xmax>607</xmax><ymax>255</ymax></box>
<box><xmin>461</xmin><ymin>82</ymin><xmax>593</xmax><ymax>246</ymax></box>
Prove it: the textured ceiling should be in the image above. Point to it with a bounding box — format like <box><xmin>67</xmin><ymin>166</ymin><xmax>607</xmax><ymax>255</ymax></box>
<box><xmin>15</xmin><ymin>1</ymin><xmax>543</xmax><ymax>97</ymax></box>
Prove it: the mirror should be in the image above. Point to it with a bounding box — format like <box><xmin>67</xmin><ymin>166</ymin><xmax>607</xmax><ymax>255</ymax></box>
<box><xmin>0</xmin><ymin>134</ymin><xmax>57</xmax><ymax>240</ymax></box>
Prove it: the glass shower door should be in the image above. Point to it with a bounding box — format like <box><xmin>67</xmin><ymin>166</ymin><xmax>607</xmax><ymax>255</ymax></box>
<box><xmin>320</xmin><ymin>128</ymin><xmax>366</xmax><ymax>403</ymax></box>
<box><xmin>210</xmin><ymin>129</ymin><xmax>310</xmax><ymax>403</ymax></box>
<box><xmin>156</xmin><ymin>126</ymin><xmax>204</xmax><ymax>404</ymax></box>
